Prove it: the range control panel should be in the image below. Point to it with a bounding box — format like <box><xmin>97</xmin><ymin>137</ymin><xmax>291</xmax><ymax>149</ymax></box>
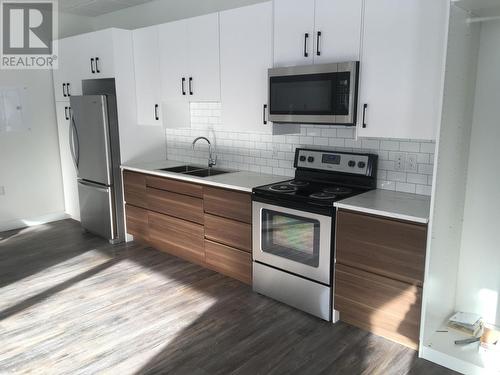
<box><xmin>295</xmin><ymin>149</ymin><xmax>372</xmax><ymax>175</ymax></box>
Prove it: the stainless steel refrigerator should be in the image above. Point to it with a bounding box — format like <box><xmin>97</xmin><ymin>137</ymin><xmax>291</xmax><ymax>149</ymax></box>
<box><xmin>69</xmin><ymin>79</ymin><xmax>124</xmax><ymax>243</ymax></box>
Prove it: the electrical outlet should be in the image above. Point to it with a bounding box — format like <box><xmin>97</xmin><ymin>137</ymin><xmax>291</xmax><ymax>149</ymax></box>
<box><xmin>272</xmin><ymin>143</ymin><xmax>279</xmax><ymax>158</ymax></box>
<box><xmin>0</xmin><ymin>186</ymin><xmax>5</xmax><ymax>196</ymax></box>
<box><xmin>394</xmin><ymin>152</ymin><xmax>406</xmax><ymax>172</ymax></box>
<box><xmin>407</xmin><ymin>154</ymin><xmax>418</xmax><ymax>172</ymax></box>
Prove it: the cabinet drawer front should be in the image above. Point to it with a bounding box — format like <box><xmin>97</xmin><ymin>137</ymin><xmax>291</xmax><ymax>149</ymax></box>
<box><xmin>123</xmin><ymin>170</ymin><xmax>147</xmax><ymax>208</ymax></box>
<box><xmin>205</xmin><ymin>240</ymin><xmax>252</xmax><ymax>284</ymax></box>
<box><xmin>125</xmin><ymin>204</ymin><xmax>148</xmax><ymax>241</ymax></box>
<box><xmin>203</xmin><ymin>187</ymin><xmax>251</xmax><ymax>223</ymax></box>
<box><xmin>336</xmin><ymin>210</ymin><xmax>427</xmax><ymax>285</ymax></box>
<box><xmin>334</xmin><ymin>264</ymin><xmax>421</xmax><ymax>349</ymax></box>
<box><xmin>147</xmin><ymin>187</ymin><xmax>203</xmax><ymax>224</ymax></box>
<box><xmin>146</xmin><ymin>175</ymin><xmax>203</xmax><ymax>198</ymax></box>
<box><xmin>204</xmin><ymin>214</ymin><xmax>251</xmax><ymax>252</ymax></box>
<box><xmin>148</xmin><ymin>211</ymin><xmax>205</xmax><ymax>265</ymax></box>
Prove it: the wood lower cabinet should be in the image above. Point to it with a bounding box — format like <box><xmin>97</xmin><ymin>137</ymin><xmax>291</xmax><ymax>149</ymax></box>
<box><xmin>125</xmin><ymin>204</ymin><xmax>148</xmax><ymax>241</ymax></box>
<box><xmin>203</xmin><ymin>186</ymin><xmax>252</xmax><ymax>223</ymax></box>
<box><xmin>124</xmin><ymin>170</ymin><xmax>253</xmax><ymax>284</ymax></box>
<box><xmin>123</xmin><ymin>171</ymin><xmax>147</xmax><ymax>209</ymax></box>
<box><xmin>204</xmin><ymin>213</ymin><xmax>251</xmax><ymax>252</ymax></box>
<box><xmin>146</xmin><ymin>187</ymin><xmax>204</xmax><ymax>224</ymax></box>
<box><xmin>148</xmin><ymin>211</ymin><xmax>205</xmax><ymax>265</ymax></box>
<box><xmin>205</xmin><ymin>240</ymin><xmax>252</xmax><ymax>284</ymax></box>
<box><xmin>335</xmin><ymin>209</ymin><xmax>427</xmax><ymax>350</ymax></box>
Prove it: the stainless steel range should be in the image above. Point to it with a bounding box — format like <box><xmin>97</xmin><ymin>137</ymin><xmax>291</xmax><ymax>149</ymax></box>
<box><xmin>252</xmin><ymin>148</ymin><xmax>378</xmax><ymax>321</ymax></box>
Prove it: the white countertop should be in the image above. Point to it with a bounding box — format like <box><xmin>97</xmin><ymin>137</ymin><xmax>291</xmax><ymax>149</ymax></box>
<box><xmin>121</xmin><ymin>160</ymin><xmax>288</xmax><ymax>193</ymax></box>
<box><xmin>334</xmin><ymin>189</ymin><xmax>431</xmax><ymax>224</ymax></box>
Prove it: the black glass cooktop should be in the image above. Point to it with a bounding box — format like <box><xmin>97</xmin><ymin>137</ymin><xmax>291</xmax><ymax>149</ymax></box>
<box><xmin>253</xmin><ymin>179</ymin><xmax>367</xmax><ymax>207</ymax></box>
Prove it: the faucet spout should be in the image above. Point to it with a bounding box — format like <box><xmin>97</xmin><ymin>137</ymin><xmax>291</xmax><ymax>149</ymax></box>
<box><xmin>192</xmin><ymin>136</ymin><xmax>217</xmax><ymax>168</ymax></box>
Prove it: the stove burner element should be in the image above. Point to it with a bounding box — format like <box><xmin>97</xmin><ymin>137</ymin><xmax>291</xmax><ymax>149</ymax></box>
<box><xmin>289</xmin><ymin>180</ymin><xmax>309</xmax><ymax>187</ymax></box>
<box><xmin>309</xmin><ymin>192</ymin><xmax>337</xmax><ymax>200</ymax></box>
<box><xmin>269</xmin><ymin>184</ymin><xmax>298</xmax><ymax>193</ymax></box>
<box><xmin>323</xmin><ymin>186</ymin><xmax>353</xmax><ymax>195</ymax></box>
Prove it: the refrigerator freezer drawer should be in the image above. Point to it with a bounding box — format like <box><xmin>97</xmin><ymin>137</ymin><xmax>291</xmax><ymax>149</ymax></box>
<box><xmin>78</xmin><ymin>180</ymin><xmax>116</xmax><ymax>241</ymax></box>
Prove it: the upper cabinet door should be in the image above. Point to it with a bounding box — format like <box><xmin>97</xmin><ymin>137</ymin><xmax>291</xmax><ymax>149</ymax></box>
<box><xmin>357</xmin><ymin>0</ymin><xmax>447</xmax><ymax>140</ymax></box>
<box><xmin>273</xmin><ymin>0</ymin><xmax>315</xmax><ymax>67</ymax></box>
<box><xmin>53</xmin><ymin>38</ymin><xmax>84</xmax><ymax>102</ymax></box>
<box><xmin>80</xmin><ymin>30</ymin><xmax>115</xmax><ymax>79</ymax></box>
<box><xmin>133</xmin><ymin>26</ymin><xmax>162</xmax><ymax>126</ymax></box>
<box><xmin>220</xmin><ymin>2</ymin><xmax>273</xmax><ymax>132</ymax></box>
<box><xmin>313</xmin><ymin>0</ymin><xmax>362</xmax><ymax>63</ymax></box>
<box><xmin>187</xmin><ymin>13</ymin><xmax>221</xmax><ymax>101</ymax></box>
<box><xmin>158</xmin><ymin>19</ymin><xmax>189</xmax><ymax>102</ymax></box>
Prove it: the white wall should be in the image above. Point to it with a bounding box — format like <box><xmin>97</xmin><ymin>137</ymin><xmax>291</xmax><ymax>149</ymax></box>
<box><xmin>59</xmin><ymin>12</ymin><xmax>95</xmax><ymax>38</ymax></box>
<box><xmin>0</xmin><ymin>70</ymin><xmax>66</xmax><ymax>231</ymax></box>
<box><xmin>91</xmin><ymin>0</ymin><xmax>267</xmax><ymax>30</ymax></box>
<box><xmin>421</xmin><ymin>4</ymin><xmax>480</xmax><ymax>343</ymax></box>
<box><xmin>456</xmin><ymin>19</ymin><xmax>500</xmax><ymax>326</ymax></box>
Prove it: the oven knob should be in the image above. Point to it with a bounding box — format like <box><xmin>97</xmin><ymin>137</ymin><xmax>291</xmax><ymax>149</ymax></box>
<box><xmin>299</xmin><ymin>155</ymin><xmax>306</xmax><ymax>162</ymax></box>
<box><xmin>348</xmin><ymin>160</ymin><xmax>356</xmax><ymax>167</ymax></box>
<box><xmin>307</xmin><ymin>156</ymin><xmax>315</xmax><ymax>163</ymax></box>
<box><xmin>358</xmin><ymin>161</ymin><xmax>366</xmax><ymax>168</ymax></box>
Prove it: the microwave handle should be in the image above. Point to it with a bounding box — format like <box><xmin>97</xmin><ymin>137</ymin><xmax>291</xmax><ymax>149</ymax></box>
<box><xmin>263</xmin><ymin>104</ymin><xmax>268</xmax><ymax>125</ymax></box>
<box><xmin>362</xmin><ymin>104</ymin><xmax>368</xmax><ymax>128</ymax></box>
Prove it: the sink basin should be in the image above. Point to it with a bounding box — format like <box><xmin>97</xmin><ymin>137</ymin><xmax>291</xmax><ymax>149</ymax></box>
<box><xmin>183</xmin><ymin>168</ymin><xmax>231</xmax><ymax>177</ymax></box>
<box><xmin>157</xmin><ymin>165</ymin><xmax>205</xmax><ymax>173</ymax></box>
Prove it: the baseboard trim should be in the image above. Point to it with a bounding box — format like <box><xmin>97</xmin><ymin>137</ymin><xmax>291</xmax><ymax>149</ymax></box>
<box><xmin>0</xmin><ymin>212</ymin><xmax>70</xmax><ymax>232</ymax></box>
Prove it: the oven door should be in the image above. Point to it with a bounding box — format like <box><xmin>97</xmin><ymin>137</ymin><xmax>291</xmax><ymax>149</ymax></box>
<box><xmin>268</xmin><ymin>62</ymin><xmax>358</xmax><ymax>125</ymax></box>
<box><xmin>252</xmin><ymin>201</ymin><xmax>332</xmax><ymax>285</ymax></box>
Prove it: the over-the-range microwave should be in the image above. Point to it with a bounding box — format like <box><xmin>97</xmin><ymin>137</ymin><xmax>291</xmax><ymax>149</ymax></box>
<box><xmin>268</xmin><ymin>61</ymin><xmax>359</xmax><ymax>126</ymax></box>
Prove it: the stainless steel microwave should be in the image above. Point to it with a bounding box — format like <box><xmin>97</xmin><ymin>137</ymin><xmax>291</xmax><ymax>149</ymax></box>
<box><xmin>268</xmin><ymin>62</ymin><xmax>359</xmax><ymax>126</ymax></box>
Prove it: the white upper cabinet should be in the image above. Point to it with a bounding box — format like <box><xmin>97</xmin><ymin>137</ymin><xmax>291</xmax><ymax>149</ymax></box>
<box><xmin>133</xmin><ymin>25</ymin><xmax>162</xmax><ymax>126</ymax></box>
<box><xmin>273</xmin><ymin>0</ymin><xmax>315</xmax><ymax>67</ymax></box>
<box><xmin>159</xmin><ymin>14</ymin><xmax>220</xmax><ymax>103</ymax></box>
<box><xmin>313</xmin><ymin>0</ymin><xmax>362</xmax><ymax>63</ymax></box>
<box><xmin>220</xmin><ymin>2</ymin><xmax>273</xmax><ymax>132</ymax></box>
<box><xmin>273</xmin><ymin>0</ymin><xmax>362</xmax><ymax>67</ymax></box>
<box><xmin>85</xmin><ymin>30</ymin><xmax>115</xmax><ymax>78</ymax></box>
<box><xmin>158</xmin><ymin>19</ymin><xmax>189</xmax><ymax>102</ymax></box>
<box><xmin>357</xmin><ymin>0</ymin><xmax>448</xmax><ymax>140</ymax></box>
<box><xmin>187</xmin><ymin>13</ymin><xmax>221</xmax><ymax>101</ymax></box>
<box><xmin>53</xmin><ymin>38</ymin><xmax>84</xmax><ymax>102</ymax></box>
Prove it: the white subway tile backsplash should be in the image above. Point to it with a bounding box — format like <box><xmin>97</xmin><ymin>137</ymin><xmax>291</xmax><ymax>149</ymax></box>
<box><xmin>164</xmin><ymin>103</ymin><xmax>435</xmax><ymax>195</ymax></box>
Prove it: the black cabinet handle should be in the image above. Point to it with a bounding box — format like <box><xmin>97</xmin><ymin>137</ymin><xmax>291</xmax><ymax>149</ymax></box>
<box><xmin>303</xmin><ymin>33</ymin><xmax>309</xmax><ymax>57</ymax></box>
<box><xmin>263</xmin><ymin>104</ymin><xmax>267</xmax><ymax>125</ymax></box>
<box><xmin>90</xmin><ymin>58</ymin><xmax>95</xmax><ymax>74</ymax></box>
<box><xmin>181</xmin><ymin>77</ymin><xmax>186</xmax><ymax>95</ymax></box>
<box><xmin>95</xmin><ymin>57</ymin><xmax>100</xmax><ymax>73</ymax></box>
<box><xmin>66</xmin><ymin>82</ymin><xmax>71</xmax><ymax>96</ymax></box>
<box><xmin>62</xmin><ymin>83</ymin><xmax>67</xmax><ymax>97</ymax></box>
<box><xmin>64</xmin><ymin>106</ymin><xmax>69</xmax><ymax>120</ymax></box>
<box><xmin>316</xmin><ymin>31</ymin><xmax>322</xmax><ymax>56</ymax></box>
<box><xmin>362</xmin><ymin>104</ymin><xmax>368</xmax><ymax>128</ymax></box>
<box><xmin>189</xmin><ymin>77</ymin><xmax>193</xmax><ymax>95</ymax></box>
<box><xmin>154</xmin><ymin>104</ymin><xmax>159</xmax><ymax>120</ymax></box>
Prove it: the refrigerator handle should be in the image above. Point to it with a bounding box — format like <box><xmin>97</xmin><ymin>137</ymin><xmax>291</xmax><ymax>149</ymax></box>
<box><xmin>69</xmin><ymin>113</ymin><xmax>80</xmax><ymax>170</ymax></box>
<box><xmin>78</xmin><ymin>179</ymin><xmax>110</xmax><ymax>192</ymax></box>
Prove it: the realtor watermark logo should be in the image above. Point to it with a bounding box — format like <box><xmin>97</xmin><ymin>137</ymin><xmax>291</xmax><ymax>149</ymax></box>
<box><xmin>1</xmin><ymin>0</ymin><xmax>58</xmax><ymax>69</ymax></box>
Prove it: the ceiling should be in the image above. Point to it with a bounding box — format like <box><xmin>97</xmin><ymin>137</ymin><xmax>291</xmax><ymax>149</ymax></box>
<box><xmin>453</xmin><ymin>0</ymin><xmax>500</xmax><ymax>17</ymax></box>
<box><xmin>59</xmin><ymin>0</ymin><xmax>157</xmax><ymax>17</ymax></box>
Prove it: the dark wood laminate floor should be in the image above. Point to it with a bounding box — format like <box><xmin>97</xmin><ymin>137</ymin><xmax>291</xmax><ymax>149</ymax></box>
<box><xmin>0</xmin><ymin>220</ymin><xmax>458</xmax><ymax>375</ymax></box>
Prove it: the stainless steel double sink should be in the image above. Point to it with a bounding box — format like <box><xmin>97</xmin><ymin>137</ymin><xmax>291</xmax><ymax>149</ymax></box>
<box><xmin>157</xmin><ymin>165</ymin><xmax>232</xmax><ymax>178</ymax></box>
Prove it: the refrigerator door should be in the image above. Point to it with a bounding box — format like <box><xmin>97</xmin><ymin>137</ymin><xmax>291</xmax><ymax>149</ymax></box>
<box><xmin>69</xmin><ymin>95</ymin><xmax>112</xmax><ymax>185</ymax></box>
<box><xmin>78</xmin><ymin>180</ymin><xmax>115</xmax><ymax>240</ymax></box>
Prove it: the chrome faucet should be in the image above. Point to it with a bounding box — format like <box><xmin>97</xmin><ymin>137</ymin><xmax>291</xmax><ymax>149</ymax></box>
<box><xmin>192</xmin><ymin>136</ymin><xmax>217</xmax><ymax>168</ymax></box>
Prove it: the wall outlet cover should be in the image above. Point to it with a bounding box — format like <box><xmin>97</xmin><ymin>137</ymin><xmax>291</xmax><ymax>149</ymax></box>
<box><xmin>394</xmin><ymin>152</ymin><xmax>406</xmax><ymax>172</ymax></box>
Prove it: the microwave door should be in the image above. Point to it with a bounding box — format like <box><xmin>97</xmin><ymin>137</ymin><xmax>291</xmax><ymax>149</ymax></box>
<box><xmin>334</xmin><ymin>62</ymin><xmax>358</xmax><ymax>125</ymax></box>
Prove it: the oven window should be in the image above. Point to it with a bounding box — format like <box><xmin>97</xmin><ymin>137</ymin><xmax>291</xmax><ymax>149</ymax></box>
<box><xmin>261</xmin><ymin>209</ymin><xmax>320</xmax><ymax>267</ymax></box>
<box><xmin>269</xmin><ymin>72</ymin><xmax>351</xmax><ymax>116</ymax></box>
